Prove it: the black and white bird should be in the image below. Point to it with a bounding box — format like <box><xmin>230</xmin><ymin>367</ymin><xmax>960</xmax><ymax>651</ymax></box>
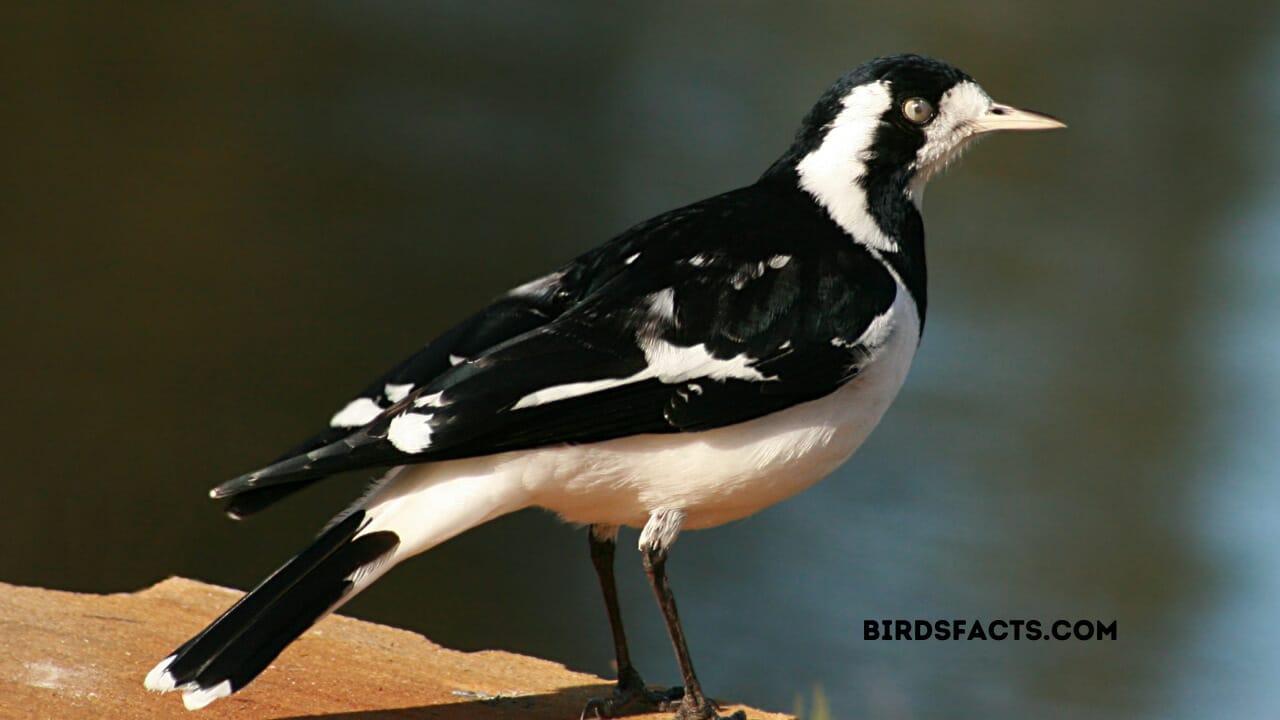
<box><xmin>145</xmin><ymin>54</ymin><xmax>1063</xmax><ymax>719</ymax></box>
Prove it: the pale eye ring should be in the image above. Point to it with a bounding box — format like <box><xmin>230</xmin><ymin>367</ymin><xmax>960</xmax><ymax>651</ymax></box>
<box><xmin>901</xmin><ymin>97</ymin><xmax>935</xmax><ymax>125</ymax></box>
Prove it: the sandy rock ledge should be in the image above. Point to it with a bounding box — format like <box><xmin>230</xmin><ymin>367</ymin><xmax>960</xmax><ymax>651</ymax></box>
<box><xmin>0</xmin><ymin>577</ymin><xmax>787</xmax><ymax>720</ymax></box>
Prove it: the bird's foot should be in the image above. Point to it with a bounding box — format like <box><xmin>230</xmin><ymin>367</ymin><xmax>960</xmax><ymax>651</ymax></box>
<box><xmin>667</xmin><ymin>694</ymin><xmax>747</xmax><ymax>720</ymax></box>
<box><xmin>579</xmin><ymin>668</ymin><xmax>686</xmax><ymax>718</ymax></box>
<box><xmin>579</xmin><ymin>672</ymin><xmax>746</xmax><ymax>720</ymax></box>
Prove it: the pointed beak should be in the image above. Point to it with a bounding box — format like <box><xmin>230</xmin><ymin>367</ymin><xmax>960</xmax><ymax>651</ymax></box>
<box><xmin>970</xmin><ymin>103</ymin><xmax>1067</xmax><ymax>134</ymax></box>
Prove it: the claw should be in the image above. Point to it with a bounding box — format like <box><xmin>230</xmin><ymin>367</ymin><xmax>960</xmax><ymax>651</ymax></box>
<box><xmin>580</xmin><ymin>682</ymin><xmax>748</xmax><ymax>720</ymax></box>
<box><xmin>579</xmin><ymin>697</ymin><xmax>606</xmax><ymax>720</ymax></box>
<box><xmin>670</xmin><ymin>693</ymin><xmax>749</xmax><ymax>720</ymax></box>
<box><xmin>579</xmin><ymin>682</ymin><xmax>686</xmax><ymax>719</ymax></box>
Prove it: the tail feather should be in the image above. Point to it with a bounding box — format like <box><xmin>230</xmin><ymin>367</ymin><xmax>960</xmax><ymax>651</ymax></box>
<box><xmin>208</xmin><ymin>433</ymin><xmax>387</xmax><ymax>501</ymax></box>
<box><xmin>144</xmin><ymin>509</ymin><xmax>399</xmax><ymax>709</ymax></box>
<box><xmin>147</xmin><ymin>460</ymin><xmax>530</xmax><ymax>710</ymax></box>
<box><xmin>222</xmin><ymin>481</ymin><xmax>320</xmax><ymax>519</ymax></box>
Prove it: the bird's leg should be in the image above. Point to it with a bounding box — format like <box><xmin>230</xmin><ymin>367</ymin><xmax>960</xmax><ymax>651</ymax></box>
<box><xmin>640</xmin><ymin>511</ymin><xmax>745</xmax><ymax>720</ymax></box>
<box><xmin>590</xmin><ymin>525</ymin><xmax>645</xmax><ymax>696</ymax></box>
<box><xmin>581</xmin><ymin>524</ymin><xmax>683</xmax><ymax>719</ymax></box>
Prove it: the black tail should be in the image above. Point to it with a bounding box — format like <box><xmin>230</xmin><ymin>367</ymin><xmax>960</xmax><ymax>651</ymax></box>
<box><xmin>222</xmin><ymin>481</ymin><xmax>320</xmax><ymax>519</ymax></box>
<box><xmin>144</xmin><ymin>510</ymin><xmax>400</xmax><ymax>709</ymax></box>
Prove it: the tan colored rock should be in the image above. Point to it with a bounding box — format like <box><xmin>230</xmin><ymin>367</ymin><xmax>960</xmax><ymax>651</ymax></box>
<box><xmin>0</xmin><ymin>578</ymin><xmax>787</xmax><ymax>720</ymax></box>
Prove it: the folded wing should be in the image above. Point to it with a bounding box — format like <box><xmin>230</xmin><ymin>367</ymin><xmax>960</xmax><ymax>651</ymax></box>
<box><xmin>216</xmin><ymin>184</ymin><xmax>903</xmax><ymax>507</ymax></box>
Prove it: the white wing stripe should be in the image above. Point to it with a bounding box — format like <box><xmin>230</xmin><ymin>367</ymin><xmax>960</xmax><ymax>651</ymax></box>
<box><xmin>511</xmin><ymin>376</ymin><xmax>638</xmax><ymax>410</ymax></box>
<box><xmin>511</xmin><ymin>340</ymin><xmax>774</xmax><ymax>410</ymax></box>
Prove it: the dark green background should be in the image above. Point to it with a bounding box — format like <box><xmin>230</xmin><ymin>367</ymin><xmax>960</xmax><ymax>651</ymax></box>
<box><xmin>4</xmin><ymin>3</ymin><xmax>1278</xmax><ymax>718</ymax></box>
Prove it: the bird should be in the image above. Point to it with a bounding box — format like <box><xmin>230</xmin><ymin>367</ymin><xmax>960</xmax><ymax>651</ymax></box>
<box><xmin>144</xmin><ymin>54</ymin><xmax>1063</xmax><ymax>719</ymax></box>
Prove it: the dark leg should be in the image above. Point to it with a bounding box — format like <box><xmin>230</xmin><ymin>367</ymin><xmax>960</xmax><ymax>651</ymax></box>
<box><xmin>590</xmin><ymin>525</ymin><xmax>645</xmax><ymax>696</ymax></box>
<box><xmin>642</xmin><ymin>543</ymin><xmax>745</xmax><ymax>720</ymax></box>
<box><xmin>581</xmin><ymin>525</ymin><xmax>683</xmax><ymax>719</ymax></box>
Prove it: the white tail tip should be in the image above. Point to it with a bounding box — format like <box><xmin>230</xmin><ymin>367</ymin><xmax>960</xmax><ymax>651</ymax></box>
<box><xmin>181</xmin><ymin>680</ymin><xmax>233</xmax><ymax>711</ymax></box>
<box><xmin>143</xmin><ymin>655</ymin><xmax>177</xmax><ymax>692</ymax></box>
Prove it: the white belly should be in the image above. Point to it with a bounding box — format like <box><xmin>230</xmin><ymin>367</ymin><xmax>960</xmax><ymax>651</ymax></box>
<box><xmin>360</xmin><ymin>285</ymin><xmax>920</xmax><ymax>560</ymax></box>
<box><xmin>509</xmin><ymin>284</ymin><xmax>921</xmax><ymax>530</ymax></box>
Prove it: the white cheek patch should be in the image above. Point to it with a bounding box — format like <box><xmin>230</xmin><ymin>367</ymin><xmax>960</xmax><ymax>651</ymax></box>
<box><xmin>795</xmin><ymin>81</ymin><xmax>898</xmax><ymax>253</ymax></box>
<box><xmin>909</xmin><ymin>81</ymin><xmax>992</xmax><ymax>202</ymax></box>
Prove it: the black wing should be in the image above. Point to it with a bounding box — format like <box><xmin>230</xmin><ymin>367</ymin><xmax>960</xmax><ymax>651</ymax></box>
<box><xmin>222</xmin><ymin>286</ymin><xmax>569</xmax><ymax>516</ymax></box>
<box><xmin>216</xmin><ymin>183</ymin><xmax>904</xmax><ymax>505</ymax></box>
<box><xmin>225</xmin><ymin>236</ymin><xmax>645</xmax><ymax>516</ymax></box>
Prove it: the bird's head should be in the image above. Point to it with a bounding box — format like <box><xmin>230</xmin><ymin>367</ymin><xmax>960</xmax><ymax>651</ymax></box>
<box><xmin>766</xmin><ymin>54</ymin><xmax>1064</xmax><ymax>250</ymax></box>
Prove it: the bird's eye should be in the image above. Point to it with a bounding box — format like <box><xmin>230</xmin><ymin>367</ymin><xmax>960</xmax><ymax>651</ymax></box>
<box><xmin>901</xmin><ymin>97</ymin><xmax>935</xmax><ymax>125</ymax></box>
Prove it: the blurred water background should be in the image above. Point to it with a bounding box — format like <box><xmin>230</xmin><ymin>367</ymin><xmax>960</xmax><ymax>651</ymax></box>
<box><xmin>4</xmin><ymin>3</ymin><xmax>1279</xmax><ymax>718</ymax></box>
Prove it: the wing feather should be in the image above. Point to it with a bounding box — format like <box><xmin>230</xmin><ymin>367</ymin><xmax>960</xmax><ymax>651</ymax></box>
<box><xmin>217</xmin><ymin>183</ymin><xmax>904</xmax><ymax>508</ymax></box>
